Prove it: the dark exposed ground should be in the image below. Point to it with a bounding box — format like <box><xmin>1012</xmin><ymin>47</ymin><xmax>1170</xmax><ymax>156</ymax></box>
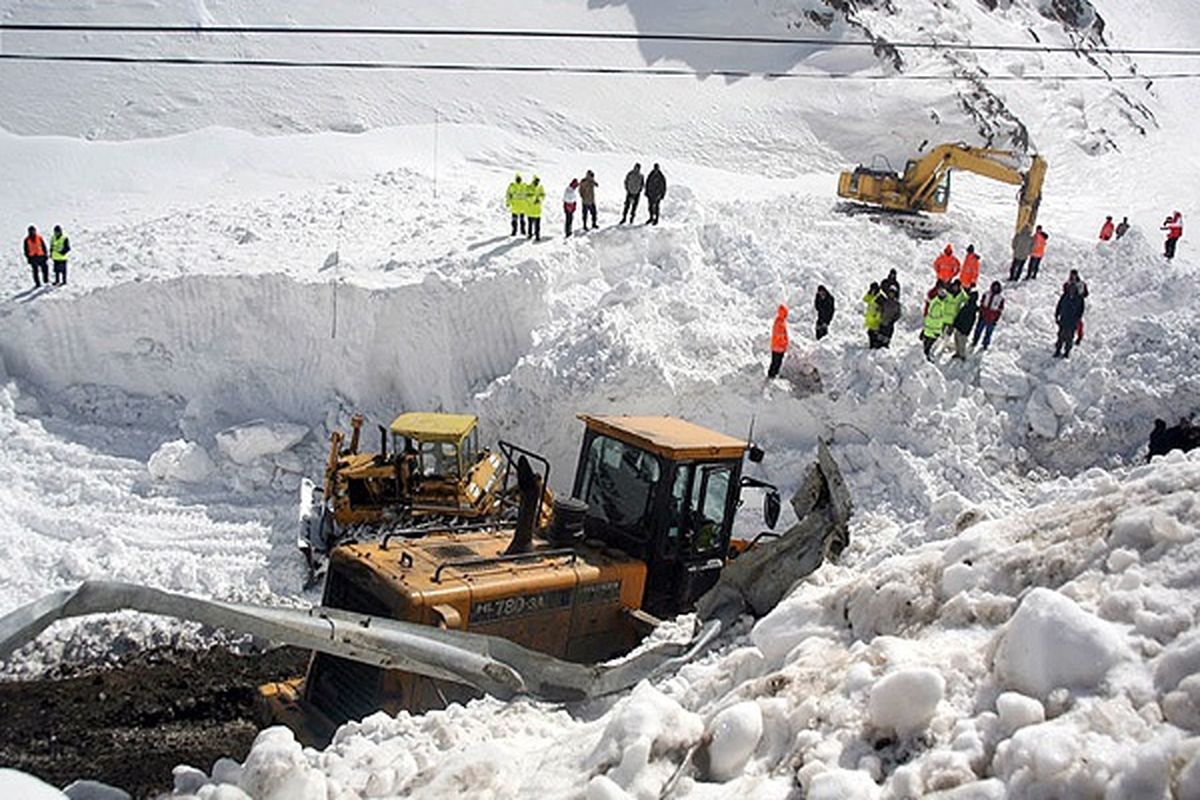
<box><xmin>0</xmin><ymin>646</ymin><xmax>308</xmax><ymax>799</ymax></box>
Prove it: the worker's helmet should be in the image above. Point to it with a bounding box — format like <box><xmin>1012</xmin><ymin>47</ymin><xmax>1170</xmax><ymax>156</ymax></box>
<box><xmin>944</xmin><ymin>244</ymin><xmax>953</xmax><ymax>254</ymax></box>
<box><xmin>27</xmin><ymin>225</ymin><xmax>35</xmax><ymax>234</ymax></box>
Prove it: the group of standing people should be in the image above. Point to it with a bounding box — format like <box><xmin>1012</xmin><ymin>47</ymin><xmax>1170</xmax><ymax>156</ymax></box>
<box><xmin>1097</xmin><ymin>211</ymin><xmax>1183</xmax><ymax>260</ymax></box>
<box><xmin>505</xmin><ymin>163</ymin><xmax>668</xmax><ymax>241</ymax></box>
<box><xmin>22</xmin><ymin>225</ymin><xmax>70</xmax><ymax>288</ymax></box>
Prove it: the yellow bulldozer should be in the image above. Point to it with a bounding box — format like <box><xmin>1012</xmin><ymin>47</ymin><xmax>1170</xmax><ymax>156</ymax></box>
<box><xmin>299</xmin><ymin>411</ymin><xmax>551</xmax><ymax>579</ymax></box>
<box><xmin>837</xmin><ymin>142</ymin><xmax>1047</xmax><ymax>238</ymax></box>
<box><xmin>0</xmin><ymin>414</ymin><xmax>852</xmax><ymax>748</ymax></box>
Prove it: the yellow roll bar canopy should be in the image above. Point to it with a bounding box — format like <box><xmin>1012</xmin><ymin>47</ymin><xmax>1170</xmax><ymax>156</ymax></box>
<box><xmin>389</xmin><ymin>412</ymin><xmax>478</xmax><ymax>444</ymax></box>
<box><xmin>579</xmin><ymin>414</ymin><xmax>747</xmax><ymax>461</ymax></box>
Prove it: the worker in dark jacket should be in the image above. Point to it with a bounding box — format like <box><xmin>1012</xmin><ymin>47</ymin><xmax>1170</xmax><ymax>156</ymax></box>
<box><xmin>952</xmin><ymin>289</ymin><xmax>978</xmax><ymax>359</ymax></box>
<box><xmin>1010</xmin><ymin>226</ymin><xmax>1033</xmax><ymax>281</ymax></box>
<box><xmin>880</xmin><ymin>268</ymin><xmax>900</xmax><ymax>298</ymax></box>
<box><xmin>1054</xmin><ymin>282</ymin><xmax>1085</xmax><ymax>358</ymax></box>
<box><xmin>578</xmin><ymin>170</ymin><xmax>598</xmax><ymax>231</ymax></box>
<box><xmin>620</xmin><ymin>164</ymin><xmax>643</xmax><ymax>224</ymax></box>
<box><xmin>876</xmin><ymin>286</ymin><xmax>901</xmax><ymax>348</ymax></box>
<box><xmin>814</xmin><ymin>286</ymin><xmax>835</xmax><ymax>340</ymax></box>
<box><xmin>644</xmin><ymin>164</ymin><xmax>667</xmax><ymax>225</ymax></box>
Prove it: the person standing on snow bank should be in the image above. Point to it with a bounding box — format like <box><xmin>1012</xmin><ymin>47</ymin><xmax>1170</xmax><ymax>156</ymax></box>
<box><xmin>814</xmin><ymin>286</ymin><xmax>835</xmax><ymax>340</ymax></box>
<box><xmin>620</xmin><ymin>163</ymin><xmax>643</xmax><ymax>224</ymax></box>
<box><xmin>1010</xmin><ymin>226</ymin><xmax>1033</xmax><ymax>281</ymax></box>
<box><xmin>934</xmin><ymin>244</ymin><xmax>960</xmax><ymax>284</ymax></box>
<box><xmin>644</xmin><ymin>164</ymin><xmax>667</xmax><ymax>225</ymax></box>
<box><xmin>1054</xmin><ymin>281</ymin><xmax>1085</xmax><ymax>358</ymax></box>
<box><xmin>579</xmin><ymin>170</ymin><xmax>598</xmax><ymax>231</ymax></box>
<box><xmin>768</xmin><ymin>305</ymin><xmax>789</xmax><ymax>378</ymax></box>
<box><xmin>50</xmin><ymin>225</ymin><xmax>70</xmax><ymax>285</ymax></box>
<box><xmin>952</xmin><ymin>289</ymin><xmax>978</xmax><ymax>360</ymax></box>
<box><xmin>1063</xmin><ymin>269</ymin><xmax>1089</xmax><ymax>345</ymax></box>
<box><xmin>880</xmin><ymin>268</ymin><xmax>900</xmax><ymax>298</ymax></box>
<box><xmin>972</xmin><ymin>281</ymin><xmax>1004</xmax><ymax>351</ymax></box>
<box><xmin>876</xmin><ymin>286</ymin><xmax>901</xmax><ymax>349</ymax></box>
<box><xmin>922</xmin><ymin>284</ymin><xmax>953</xmax><ymax>360</ymax></box>
<box><xmin>506</xmin><ymin>174</ymin><xmax>527</xmax><ymax>236</ymax></box>
<box><xmin>1162</xmin><ymin>211</ymin><xmax>1183</xmax><ymax>260</ymax></box>
<box><xmin>563</xmin><ymin>179</ymin><xmax>579</xmax><ymax>238</ymax></box>
<box><xmin>960</xmin><ymin>244</ymin><xmax>981</xmax><ymax>289</ymax></box>
<box><xmin>526</xmin><ymin>176</ymin><xmax>545</xmax><ymax>241</ymax></box>
<box><xmin>863</xmin><ymin>282</ymin><xmax>883</xmax><ymax>348</ymax></box>
<box><xmin>1099</xmin><ymin>216</ymin><xmax>1115</xmax><ymax>241</ymax></box>
<box><xmin>1115</xmin><ymin>217</ymin><xmax>1130</xmax><ymax>240</ymax></box>
<box><xmin>23</xmin><ymin>225</ymin><xmax>48</xmax><ymax>288</ymax></box>
<box><xmin>1027</xmin><ymin>225</ymin><xmax>1049</xmax><ymax>279</ymax></box>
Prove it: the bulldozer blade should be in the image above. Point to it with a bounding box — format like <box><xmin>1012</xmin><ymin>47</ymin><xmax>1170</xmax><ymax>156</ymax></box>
<box><xmin>696</xmin><ymin>441</ymin><xmax>852</xmax><ymax>621</ymax></box>
<box><xmin>0</xmin><ymin>581</ymin><xmax>722</xmax><ymax>705</ymax></box>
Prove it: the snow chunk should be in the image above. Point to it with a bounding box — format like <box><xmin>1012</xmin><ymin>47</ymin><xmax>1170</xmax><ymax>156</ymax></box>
<box><xmin>925</xmin><ymin>778</ymin><xmax>1006</xmax><ymax>799</ymax></box>
<box><xmin>1110</xmin><ymin>507</ymin><xmax>1191</xmax><ymax>549</ymax></box>
<box><xmin>1042</xmin><ymin>384</ymin><xmax>1075</xmax><ymax>417</ymax></box>
<box><xmin>868</xmin><ymin>667</ymin><xmax>945</xmax><ymax>736</ymax></box>
<box><xmin>586</xmin><ymin>775</ymin><xmax>633</xmax><ymax>800</ymax></box>
<box><xmin>589</xmin><ymin>682</ymin><xmax>703</xmax><ymax>794</ymax></box>
<box><xmin>63</xmin><ymin>780</ymin><xmax>130</xmax><ymax>800</ymax></box>
<box><xmin>993</xmin><ymin>588</ymin><xmax>1130</xmax><ymax>698</ymax></box>
<box><xmin>148</xmin><ymin>439</ymin><xmax>216</xmax><ymax>483</ymax></box>
<box><xmin>807</xmin><ymin>768</ymin><xmax>881</xmax><ymax>800</ymax></box>
<box><xmin>215</xmin><ymin>420</ymin><xmax>309</xmax><ymax>465</ymax></box>
<box><xmin>0</xmin><ymin>769</ymin><xmax>68</xmax><ymax>799</ymax></box>
<box><xmin>996</xmin><ymin>691</ymin><xmax>1046</xmax><ymax>735</ymax></box>
<box><xmin>237</xmin><ymin>726</ymin><xmax>327</xmax><ymax>800</ymax></box>
<box><xmin>979</xmin><ymin>356</ymin><xmax>1030</xmax><ymax>399</ymax></box>
<box><xmin>702</xmin><ymin>701</ymin><xmax>763</xmax><ymax>781</ymax></box>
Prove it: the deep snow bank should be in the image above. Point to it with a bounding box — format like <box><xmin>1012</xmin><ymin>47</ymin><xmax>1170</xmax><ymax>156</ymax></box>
<box><xmin>0</xmin><ymin>268</ymin><xmax>547</xmax><ymax>443</ymax></box>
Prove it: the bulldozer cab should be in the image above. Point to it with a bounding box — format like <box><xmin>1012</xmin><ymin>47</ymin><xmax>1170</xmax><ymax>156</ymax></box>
<box><xmin>572</xmin><ymin>415</ymin><xmax>768</xmax><ymax>616</ymax></box>
<box><xmin>390</xmin><ymin>411</ymin><xmax>479</xmax><ymax>482</ymax></box>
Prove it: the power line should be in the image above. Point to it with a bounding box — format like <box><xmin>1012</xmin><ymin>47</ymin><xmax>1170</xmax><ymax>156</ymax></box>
<box><xmin>2</xmin><ymin>22</ymin><xmax>1200</xmax><ymax>59</ymax></box>
<box><xmin>0</xmin><ymin>52</ymin><xmax>1188</xmax><ymax>81</ymax></box>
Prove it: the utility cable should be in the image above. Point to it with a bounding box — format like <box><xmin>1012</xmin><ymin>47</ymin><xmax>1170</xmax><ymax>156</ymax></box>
<box><xmin>0</xmin><ymin>52</ymin><xmax>1190</xmax><ymax>81</ymax></box>
<box><xmin>1</xmin><ymin>22</ymin><xmax>1199</xmax><ymax>59</ymax></box>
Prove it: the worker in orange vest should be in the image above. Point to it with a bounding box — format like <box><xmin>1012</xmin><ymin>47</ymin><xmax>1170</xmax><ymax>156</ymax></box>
<box><xmin>1027</xmin><ymin>225</ymin><xmax>1049</xmax><ymax>279</ymax></box>
<box><xmin>768</xmin><ymin>304</ymin><xmax>789</xmax><ymax>378</ymax></box>
<box><xmin>23</xmin><ymin>225</ymin><xmax>49</xmax><ymax>288</ymax></box>
<box><xmin>1099</xmin><ymin>216</ymin><xmax>1115</xmax><ymax>241</ymax></box>
<box><xmin>933</xmin><ymin>244</ymin><xmax>960</xmax><ymax>285</ymax></box>
<box><xmin>960</xmin><ymin>244</ymin><xmax>981</xmax><ymax>289</ymax></box>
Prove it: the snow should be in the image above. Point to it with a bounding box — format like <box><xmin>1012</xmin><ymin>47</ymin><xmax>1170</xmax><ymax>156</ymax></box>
<box><xmin>3</xmin><ymin>0</ymin><xmax>1200</xmax><ymax>795</ymax></box>
<box><xmin>868</xmin><ymin>668</ymin><xmax>946</xmax><ymax>737</ymax></box>
<box><xmin>214</xmin><ymin>421</ymin><xmax>309</xmax><ymax>466</ymax></box>
<box><xmin>993</xmin><ymin>587</ymin><xmax>1132</xmax><ymax>699</ymax></box>
<box><xmin>0</xmin><ymin>768</ymin><xmax>69</xmax><ymax>799</ymax></box>
<box><xmin>699</xmin><ymin>701</ymin><xmax>763</xmax><ymax>781</ymax></box>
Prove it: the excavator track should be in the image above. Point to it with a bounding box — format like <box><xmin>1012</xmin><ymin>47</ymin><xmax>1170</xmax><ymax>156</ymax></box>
<box><xmin>833</xmin><ymin>202</ymin><xmax>948</xmax><ymax>240</ymax></box>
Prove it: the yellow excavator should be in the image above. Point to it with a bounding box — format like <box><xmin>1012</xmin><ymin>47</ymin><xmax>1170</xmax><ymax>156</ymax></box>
<box><xmin>837</xmin><ymin>142</ymin><xmax>1047</xmax><ymax>236</ymax></box>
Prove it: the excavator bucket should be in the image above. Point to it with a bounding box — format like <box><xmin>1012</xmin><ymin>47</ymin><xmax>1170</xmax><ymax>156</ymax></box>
<box><xmin>697</xmin><ymin>440</ymin><xmax>852</xmax><ymax>621</ymax></box>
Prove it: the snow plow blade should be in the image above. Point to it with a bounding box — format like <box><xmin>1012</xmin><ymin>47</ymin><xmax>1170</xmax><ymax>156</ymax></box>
<box><xmin>697</xmin><ymin>440</ymin><xmax>852</xmax><ymax>620</ymax></box>
<box><xmin>0</xmin><ymin>581</ymin><xmax>720</xmax><ymax>704</ymax></box>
